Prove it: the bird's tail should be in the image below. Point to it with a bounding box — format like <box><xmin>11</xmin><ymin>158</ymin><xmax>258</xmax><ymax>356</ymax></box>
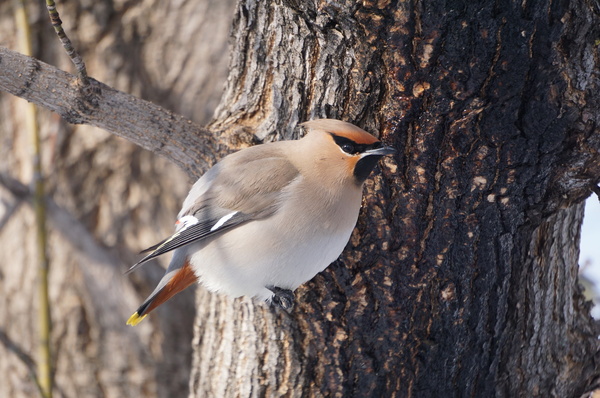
<box><xmin>127</xmin><ymin>259</ymin><xmax>198</xmax><ymax>326</ymax></box>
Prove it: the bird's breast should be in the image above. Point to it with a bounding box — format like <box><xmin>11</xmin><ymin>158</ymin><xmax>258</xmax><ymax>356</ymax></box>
<box><xmin>187</xmin><ymin>182</ymin><xmax>364</xmax><ymax>299</ymax></box>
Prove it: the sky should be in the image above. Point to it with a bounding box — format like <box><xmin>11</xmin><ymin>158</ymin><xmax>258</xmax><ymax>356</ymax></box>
<box><xmin>579</xmin><ymin>197</ymin><xmax>600</xmax><ymax>318</ymax></box>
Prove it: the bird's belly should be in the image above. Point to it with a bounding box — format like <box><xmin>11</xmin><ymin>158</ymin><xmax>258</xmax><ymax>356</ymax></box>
<box><xmin>187</xmin><ymin>213</ymin><xmax>356</xmax><ymax>301</ymax></box>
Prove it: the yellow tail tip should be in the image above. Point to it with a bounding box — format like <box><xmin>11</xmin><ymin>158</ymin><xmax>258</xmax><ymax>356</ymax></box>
<box><xmin>126</xmin><ymin>312</ymin><xmax>147</xmax><ymax>326</ymax></box>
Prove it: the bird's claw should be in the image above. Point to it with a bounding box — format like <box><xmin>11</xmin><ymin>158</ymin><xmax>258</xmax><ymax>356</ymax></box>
<box><xmin>267</xmin><ymin>286</ymin><xmax>295</xmax><ymax>311</ymax></box>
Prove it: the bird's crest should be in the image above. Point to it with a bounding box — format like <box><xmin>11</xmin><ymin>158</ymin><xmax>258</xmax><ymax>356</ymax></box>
<box><xmin>301</xmin><ymin>119</ymin><xmax>379</xmax><ymax>145</ymax></box>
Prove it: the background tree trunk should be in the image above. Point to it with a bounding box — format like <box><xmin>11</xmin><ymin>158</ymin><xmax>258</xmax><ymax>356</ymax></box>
<box><xmin>0</xmin><ymin>0</ymin><xmax>235</xmax><ymax>397</ymax></box>
<box><xmin>190</xmin><ymin>0</ymin><xmax>600</xmax><ymax>397</ymax></box>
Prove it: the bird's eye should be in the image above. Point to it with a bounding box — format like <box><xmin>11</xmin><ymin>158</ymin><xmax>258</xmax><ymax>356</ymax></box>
<box><xmin>341</xmin><ymin>143</ymin><xmax>355</xmax><ymax>154</ymax></box>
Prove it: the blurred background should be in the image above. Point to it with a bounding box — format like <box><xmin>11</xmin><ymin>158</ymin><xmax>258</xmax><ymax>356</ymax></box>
<box><xmin>0</xmin><ymin>0</ymin><xmax>235</xmax><ymax>396</ymax></box>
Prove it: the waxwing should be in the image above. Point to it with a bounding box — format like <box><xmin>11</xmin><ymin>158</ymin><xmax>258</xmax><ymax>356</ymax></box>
<box><xmin>126</xmin><ymin>119</ymin><xmax>395</xmax><ymax>325</ymax></box>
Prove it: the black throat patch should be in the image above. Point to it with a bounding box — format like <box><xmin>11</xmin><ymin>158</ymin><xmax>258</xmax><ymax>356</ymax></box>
<box><xmin>354</xmin><ymin>155</ymin><xmax>383</xmax><ymax>183</ymax></box>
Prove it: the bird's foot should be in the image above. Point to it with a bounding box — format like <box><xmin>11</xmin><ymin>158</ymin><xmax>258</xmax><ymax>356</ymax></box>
<box><xmin>267</xmin><ymin>286</ymin><xmax>295</xmax><ymax>311</ymax></box>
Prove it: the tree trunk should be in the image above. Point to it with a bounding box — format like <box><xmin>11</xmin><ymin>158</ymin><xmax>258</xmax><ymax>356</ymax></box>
<box><xmin>190</xmin><ymin>0</ymin><xmax>600</xmax><ymax>396</ymax></box>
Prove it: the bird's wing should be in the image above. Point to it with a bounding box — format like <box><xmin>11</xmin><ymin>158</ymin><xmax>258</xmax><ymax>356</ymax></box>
<box><xmin>125</xmin><ymin>210</ymin><xmax>250</xmax><ymax>274</ymax></box>
<box><xmin>181</xmin><ymin>143</ymin><xmax>300</xmax><ymax>216</ymax></box>
<box><xmin>126</xmin><ymin>145</ymin><xmax>299</xmax><ymax>274</ymax></box>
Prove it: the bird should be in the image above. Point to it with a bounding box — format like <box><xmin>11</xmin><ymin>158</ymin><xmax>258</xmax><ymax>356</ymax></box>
<box><xmin>126</xmin><ymin>119</ymin><xmax>396</xmax><ymax>326</ymax></box>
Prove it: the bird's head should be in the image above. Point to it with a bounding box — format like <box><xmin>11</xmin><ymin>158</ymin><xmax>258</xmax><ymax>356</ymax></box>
<box><xmin>299</xmin><ymin>119</ymin><xmax>396</xmax><ymax>185</ymax></box>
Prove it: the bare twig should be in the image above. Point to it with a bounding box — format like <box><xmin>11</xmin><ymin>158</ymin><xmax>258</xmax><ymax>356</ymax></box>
<box><xmin>44</xmin><ymin>0</ymin><xmax>88</xmax><ymax>83</ymax></box>
<box><xmin>0</xmin><ymin>46</ymin><xmax>221</xmax><ymax>178</ymax></box>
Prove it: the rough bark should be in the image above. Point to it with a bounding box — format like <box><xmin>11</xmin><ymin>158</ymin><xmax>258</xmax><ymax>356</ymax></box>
<box><xmin>0</xmin><ymin>0</ymin><xmax>235</xmax><ymax>397</ymax></box>
<box><xmin>0</xmin><ymin>47</ymin><xmax>219</xmax><ymax>177</ymax></box>
<box><xmin>190</xmin><ymin>0</ymin><xmax>600</xmax><ymax>397</ymax></box>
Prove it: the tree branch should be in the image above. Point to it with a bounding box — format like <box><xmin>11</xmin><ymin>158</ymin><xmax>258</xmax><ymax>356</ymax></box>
<box><xmin>45</xmin><ymin>0</ymin><xmax>88</xmax><ymax>83</ymax></box>
<box><xmin>0</xmin><ymin>46</ymin><xmax>220</xmax><ymax>177</ymax></box>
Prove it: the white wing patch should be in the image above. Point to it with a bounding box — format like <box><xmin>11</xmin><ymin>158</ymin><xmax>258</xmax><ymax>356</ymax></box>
<box><xmin>210</xmin><ymin>212</ymin><xmax>238</xmax><ymax>232</ymax></box>
<box><xmin>176</xmin><ymin>215</ymin><xmax>200</xmax><ymax>232</ymax></box>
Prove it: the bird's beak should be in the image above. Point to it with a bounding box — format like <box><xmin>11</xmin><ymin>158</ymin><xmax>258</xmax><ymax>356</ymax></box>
<box><xmin>363</xmin><ymin>146</ymin><xmax>396</xmax><ymax>157</ymax></box>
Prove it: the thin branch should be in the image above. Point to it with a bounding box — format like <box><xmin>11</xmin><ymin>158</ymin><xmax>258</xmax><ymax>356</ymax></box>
<box><xmin>0</xmin><ymin>46</ymin><xmax>221</xmax><ymax>178</ymax></box>
<box><xmin>45</xmin><ymin>0</ymin><xmax>88</xmax><ymax>83</ymax></box>
<box><xmin>15</xmin><ymin>1</ymin><xmax>52</xmax><ymax>396</ymax></box>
